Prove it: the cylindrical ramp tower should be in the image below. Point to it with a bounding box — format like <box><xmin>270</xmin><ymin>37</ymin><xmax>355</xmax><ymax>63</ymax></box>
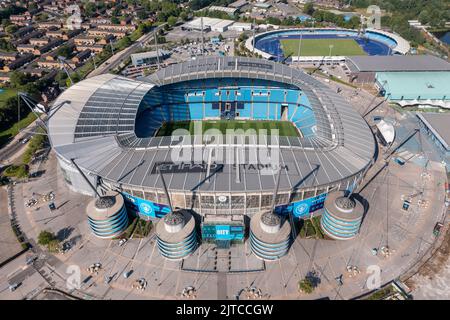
<box><xmin>86</xmin><ymin>191</ymin><xmax>129</xmax><ymax>239</ymax></box>
<box><xmin>250</xmin><ymin>211</ymin><xmax>291</xmax><ymax>261</ymax></box>
<box><xmin>156</xmin><ymin>210</ymin><xmax>197</xmax><ymax>260</ymax></box>
<box><xmin>320</xmin><ymin>191</ymin><xmax>364</xmax><ymax>240</ymax></box>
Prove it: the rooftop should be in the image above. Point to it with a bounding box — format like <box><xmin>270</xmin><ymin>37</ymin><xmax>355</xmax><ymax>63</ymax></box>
<box><xmin>48</xmin><ymin>57</ymin><xmax>375</xmax><ymax>193</ymax></box>
<box><xmin>347</xmin><ymin>55</ymin><xmax>450</xmax><ymax>72</ymax></box>
<box><xmin>416</xmin><ymin>113</ymin><xmax>450</xmax><ymax>150</ymax></box>
<box><xmin>376</xmin><ymin>71</ymin><xmax>450</xmax><ymax>101</ymax></box>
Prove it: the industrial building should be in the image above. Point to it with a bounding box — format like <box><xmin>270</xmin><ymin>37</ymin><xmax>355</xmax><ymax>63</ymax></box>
<box><xmin>375</xmin><ymin>72</ymin><xmax>450</xmax><ymax>109</ymax></box>
<box><xmin>345</xmin><ymin>55</ymin><xmax>450</xmax><ymax>84</ymax></box>
<box><xmin>130</xmin><ymin>50</ymin><xmax>170</xmax><ymax>67</ymax></box>
<box><xmin>208</xmin><ymin>6</ymin><xmax>239</xmax><ymax>16</ymax></box>
<box><xmin>184</xmin><ymin>17</ymin><xmax>234</xmax><ymax>32</ymax></box>
<box><xmin>228</xmin><ymin>22</ymin><xmax>253</xmax><ymax>32</ymax></box>
<box><xmin>184</xmin><ymin>18</ymin><xmax>252</xmax><ymax>33</ymax></box>
<box><xmin>344</xmin><ymin>55</ymin><xmax>450</xmax><ymax>109</ymax></box>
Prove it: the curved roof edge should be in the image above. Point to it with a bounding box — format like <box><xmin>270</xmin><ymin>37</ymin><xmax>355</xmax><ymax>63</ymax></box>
<box><xmin>48</xmin><ymin>74</ymin><xmax>118</xmax><ymax>148</ymax></box>
<box><xmin>47</xmin><ymin>57</ymin><xmax>376</xmax><ymax>193</ymax></box>
<box><xmin>245</xmin><ymin>27</ymin><xmax>411</xmax><ymax>58</ymax></box>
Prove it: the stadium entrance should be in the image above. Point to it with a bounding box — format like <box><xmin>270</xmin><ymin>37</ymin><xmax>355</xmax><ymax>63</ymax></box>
<box><xmin>216</xmin><ymin>240</ymin><xmax>231</xmax><ymax>249</ymax></box>
<box><xmin>201</xmin><ymin>214</ymin><xmax>245</xmax><ymax>247</ymax></box>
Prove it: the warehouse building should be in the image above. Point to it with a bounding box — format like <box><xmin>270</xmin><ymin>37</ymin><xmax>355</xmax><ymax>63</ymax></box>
<box><xmin>346</xmin><ymin>55</ymin><xmax>450</xmax><ymax>84</ymax></box>
<box><xmin>130</xmin><ymin>50</ymin><xmax>170</xmax><ymax>67</ymax></box>
<box><xmin>184</xmin><ymin>18</ymin><xmax>239</xmax><ymax>32</ymax></box>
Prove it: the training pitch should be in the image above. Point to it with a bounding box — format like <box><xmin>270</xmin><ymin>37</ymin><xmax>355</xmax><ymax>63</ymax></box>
<box><xmin>156</xmin><ymin>120</ymin><xmax>301</xmax><ymax>137</ymax></box>
<box><xmin>280</xmin><ymin>38</ymin><xmax>367</xmax><ymax>56</ymax></box>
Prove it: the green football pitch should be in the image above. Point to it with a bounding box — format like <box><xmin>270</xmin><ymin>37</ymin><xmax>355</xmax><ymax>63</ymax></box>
<box><xmin>280</xmin><ymin>38</ymin><xmax>367</xmax><ymax>56</ymax></box>
<box><xmin>155</xmin><ymin>120</ymin><xmax>301</xmax><ymax>137</ymax></box>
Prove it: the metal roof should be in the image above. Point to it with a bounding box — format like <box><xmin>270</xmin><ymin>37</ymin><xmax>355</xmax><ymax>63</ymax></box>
<box><xmin>48</xmin><ymin>56</ymin><xmax>375</xmax><ymax>193</ymax></box>
<box><xmin>347</xmin><ymin>55</ymin><xmax>450</xmax><ymax>73</ymax></box>
<box><xmin>416</xmin><ymin>113</ymin><xmax>450</xmax><ymax>151</ymax></box>
<box><xmin>376</xmin><ymin>71</ymin><xmax>450</xmax><ymax>101</ymax></box>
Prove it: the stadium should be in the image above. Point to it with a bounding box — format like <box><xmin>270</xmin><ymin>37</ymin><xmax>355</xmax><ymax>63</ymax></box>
<box><xmin>246</xmin><ymin>28</ymin><xmax>410</xmax><ymax>62</ymax></box>
<box><xmin>48</xmin><ymin>56</ymin><xmax>375</xmax><ymax>254</ymax></box>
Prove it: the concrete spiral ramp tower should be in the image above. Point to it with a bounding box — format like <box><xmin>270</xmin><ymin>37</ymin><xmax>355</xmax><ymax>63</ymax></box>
<box><xmin>320</xmin><ymin>191</ymin><xmax>364</xmax><ymax>240</ymax></box>
<box><xmin>155</xmin><ymin>210</ymin><xmax>197</xmax><ymax>260</ymax></box>
<box><xmin>86</xmin><ymin>191</ymin><xmax>129</xmax><ymax>239</ymax></box>
<box><xmin>250</xmin><ymin>211</ymin><xmax>291</xmax><ymax>261</ymax></box>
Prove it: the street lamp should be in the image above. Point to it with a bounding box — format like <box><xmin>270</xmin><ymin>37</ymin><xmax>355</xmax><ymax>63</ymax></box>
<box><xmin>329</xmin><ymin>44</ymin><xmax>334</xmax><ymax>57</ymax></box>
<box><xmin>297</xmin><ymin>32</ymin><xmax>303</xmax><ymax>64</ymax></box>
<box><xmin>91</xmin><ymin>52</ymin><xmax>96</xmax><ymax>70</ymax></box>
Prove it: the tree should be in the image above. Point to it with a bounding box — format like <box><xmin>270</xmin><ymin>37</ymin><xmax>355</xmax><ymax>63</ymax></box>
<box><xmin>298</xmin><ymin>277</ymin><xmax>314</xmax><ymax>294</ymax></box>
<box><xmin>55</xmin><ymin>71</ymin><xmax>68</xmax><ymax>86</ymax></box>
<box><xmin>2</xmin><ymin>164</ymin><xmax>28</xmax><ymax>178</ymax></box>
<box><xmin>137</xmin><ymin>10</ymin><xmax>148</xmax><ymax>20</ymax></box>
<box><xmin>56</xmin><ymin>45</ymin><xmax>73</xmax><ymax>59</ymax></box>
<box><xmin>47</xmin><ymin>240</ymin><xmax>61</xmax><ymax>253</ymax></box>
<box><xmin>9</xmin><ymin>71</ymin><xmax>31</xmax><ymax>88</ymax></box>
<box><xmin>35</xmin><ymin>12</ymin><xmax>48</xmax><ymax>22</ymax></box>
<box><xmin>5</xmin><ymin>24</ymin><xmax>18</xmax><ymax>35</ymax></box>
<box><xmin>111</xmin><ymin>16</ymin><xmax>120</xmax><ymax>24</ymax></box>
<box><xmin>0</xmin><ymin>96</ymin><xmax>28</xmax><ymax>130</ymax></box>
<box><xmin>180</xmin><ymin>11</ymin><xmax>189</xmax><ymax>22</ymax></box>
<box><xmin>84</xmin><ymin>2</ymin><xmax>97</xmax><ymax>18</ymax></box>
<box><xmin>117</xmin><ymin>35</ymin><xmax>132</xmax><ymax>50</ymax></box>
<box><xmin>38</xmin><ymin>230</ymin><xmax>56</xmax><ymax>246</ymax></box>
<box><xmin>167</xmin><ymin>16</ymin><xmax>177</xmax><ymax>27</ymax></box>
<box><xmin>304</xmin><ymin>2</ymin><xmax>315</xmax><ymax>16</ymax></box>
<box><xmin>0</xmin><ymin>38</ymin><xmax>15</xmax><ymax>51</ymax></box>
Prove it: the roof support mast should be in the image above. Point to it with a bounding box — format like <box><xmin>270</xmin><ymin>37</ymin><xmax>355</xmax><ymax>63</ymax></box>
<box><xmin>270</xmin><ymin>167</ymin><xmax>283</xmax><ymax>213</ymax></box>
<box><xmin>158</xmin><ymin>166</ymin><xmax>174</xmax><ymax>214</ymax></box>
<box><xmin>70</xmin><ymin>158</ymin><xmax>102</xmax><ymax>198</ymax></box>
<box><xmin>201</xmin><ymin>16</ymin><xmax>205</xmax><ymax>55</ymax></box>
<box><xmin>154</xmin><ymin>29</ymin><xmax>161</xmax><ymax>69</ymax></box>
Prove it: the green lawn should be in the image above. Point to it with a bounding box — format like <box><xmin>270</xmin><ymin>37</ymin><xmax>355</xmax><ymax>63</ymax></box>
<box><xmin>0</xmin><ymin>88</ymin><xmax>18</xmax><ymax>106</ymax></box>
<box><xmin>299</xmin><ymin>216</ymin><xmax>325</xmax><ymax>239</ymax></box>
<box><xmin>0</xmin><ymin>112</ymin><xmax>37</xmax><ymax>148</ymax></box>
<box><xmin>156</xmin><ymin>120</ymin><xmax>300</xmax><ymax>137</ymax></box>
<box><xmin>280</xmin><ymin>38</ymin><xmax>366</xmax><ymax>56</ymax></box>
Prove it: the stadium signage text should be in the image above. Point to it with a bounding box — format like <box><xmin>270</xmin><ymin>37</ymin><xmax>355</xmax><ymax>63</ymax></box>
<box><xmin>151</xmin><ymin>162</ymin><xmax>223</xmax><ymax>174</ymax></box>
<box><xmin>152</xmin><ymin>162</ymin><xmax>288</xmax><ymax>174</ymax></box>
<box><xmin>227</xmin><ymin>61</ymin><xmax>273</xmax><ymax>70</ymax></box>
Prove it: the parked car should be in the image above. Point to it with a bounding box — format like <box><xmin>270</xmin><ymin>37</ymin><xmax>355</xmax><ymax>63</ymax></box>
<box><xmin>433</xmin><ymin>222</ymin><xmax>443</xmax><ymax>237</ymax></box>
<box><xmin>9</xmin><ymin>283</ymin><xmax>20</xmax><ymax>292</ymax></box>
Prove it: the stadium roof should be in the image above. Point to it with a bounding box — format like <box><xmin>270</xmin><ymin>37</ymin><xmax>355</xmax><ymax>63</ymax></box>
<box><xmin>347</xmin><ymin>55</ymin><xmax>450</xmax><ymax>73</ymax></box>
<box><xmin>48</xmin><ymin>56</ymin><xmax>375</xmax><ymax>193</ymax></box>
<box><xmin>416</xmin><ymin>113</ymin><xmax>450</xmax><ymax>151</ymax></box>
